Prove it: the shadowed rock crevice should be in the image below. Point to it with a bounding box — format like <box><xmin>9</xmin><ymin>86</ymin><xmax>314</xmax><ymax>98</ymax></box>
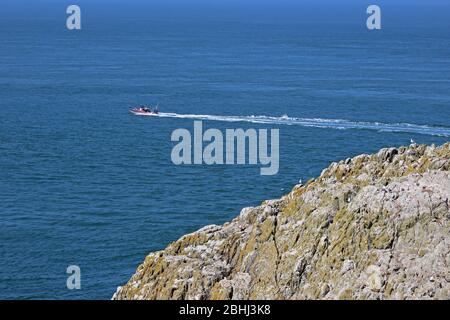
<box><xmin>113</xmin><ymin>143</ymin><xmax>450</xmax><ymax>300</ymax></box>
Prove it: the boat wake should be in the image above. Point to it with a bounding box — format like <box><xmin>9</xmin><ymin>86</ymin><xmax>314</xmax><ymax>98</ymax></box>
<box><xmin>153</xmin><ymin>112</ymin><xmax>450</xmax><ymax>137</ymax></box>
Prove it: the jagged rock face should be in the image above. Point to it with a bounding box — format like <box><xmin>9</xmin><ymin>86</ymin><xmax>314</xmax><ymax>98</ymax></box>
<box><xmin>113</xmin><ymin>143</ymin><xmax>450</xmax><ymax>300</ymax></box>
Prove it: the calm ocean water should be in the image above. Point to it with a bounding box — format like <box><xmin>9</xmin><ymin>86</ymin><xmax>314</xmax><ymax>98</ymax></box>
<box><xmin>1</xmin><ymin>1</ymin><xmax>449</xmax><ymax>299</ymax></box>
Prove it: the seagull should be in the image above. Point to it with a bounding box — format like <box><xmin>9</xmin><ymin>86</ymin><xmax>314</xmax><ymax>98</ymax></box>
<box><xmin>410</xmin><ymin>138</ymin><xmax>416</xmax><ymax>144</ymax></box>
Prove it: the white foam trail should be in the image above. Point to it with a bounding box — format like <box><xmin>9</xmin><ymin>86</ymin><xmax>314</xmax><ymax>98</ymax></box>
<box><xmin>153</xmin><ymin>112</ymin><xmax>450</xmax><ymax>137</ymax></box>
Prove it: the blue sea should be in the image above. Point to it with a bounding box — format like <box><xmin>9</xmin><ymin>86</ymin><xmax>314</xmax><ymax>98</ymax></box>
<box><xmin>1</xmin><ymin>1</ymin><xmax>449</xmax><ymax>299</ymax></box>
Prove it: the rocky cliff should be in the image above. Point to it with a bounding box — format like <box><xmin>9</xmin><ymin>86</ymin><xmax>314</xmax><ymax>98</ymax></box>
<box><xmin>113</xmin><ymin>143</ymin><xmax>450</xmax><ymax>300</ymax></box>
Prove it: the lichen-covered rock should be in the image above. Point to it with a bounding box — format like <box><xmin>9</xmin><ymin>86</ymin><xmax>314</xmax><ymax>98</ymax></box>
<box><xmin>113</xmin><ymin>143</ymin><xmax>450</xmax><ymax>300</ymax></box>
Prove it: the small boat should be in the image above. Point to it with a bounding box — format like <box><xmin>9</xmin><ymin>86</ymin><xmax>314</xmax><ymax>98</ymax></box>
<box><xmin>130</xmin><ymin>105</ymin><xmax>159</xmax><ymax>116</ymax></box>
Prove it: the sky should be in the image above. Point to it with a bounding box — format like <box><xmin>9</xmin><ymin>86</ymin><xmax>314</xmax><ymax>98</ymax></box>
<box><xmin>1</xmin><ymin>0</ymin><xmax>449</xmax><ymax>22</ymax></box>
